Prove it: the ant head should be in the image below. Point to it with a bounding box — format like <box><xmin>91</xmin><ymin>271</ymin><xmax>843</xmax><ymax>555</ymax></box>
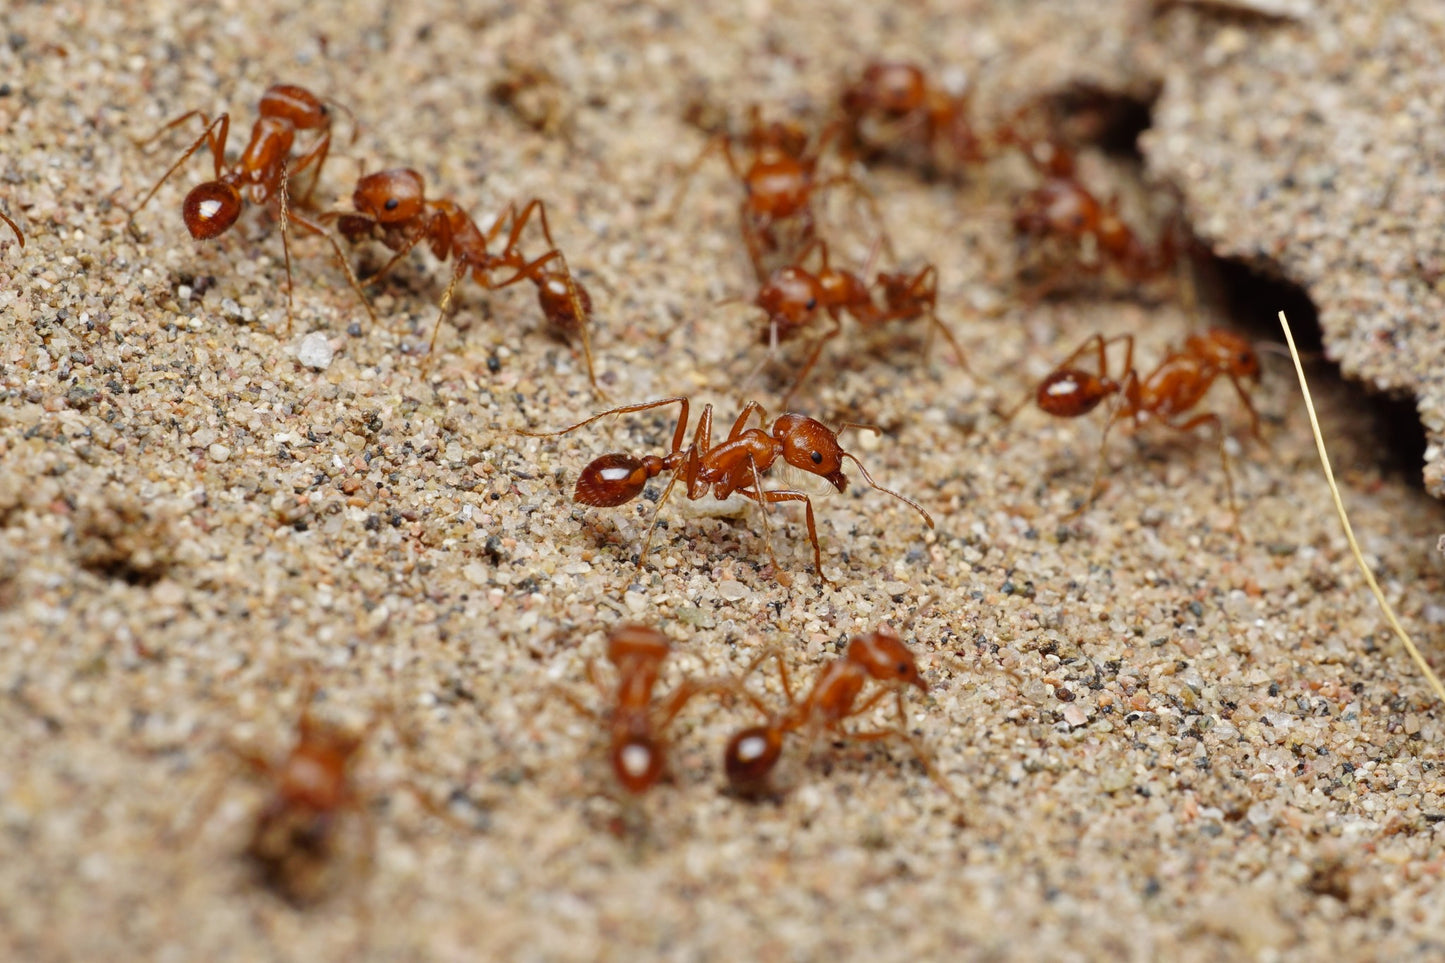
<box><xmin>756</xmin><ymin>267</ymin><xmax>823</xmax><ymax>339</ymax></box>
<box><xmin>853</xmin><ymin>62</ymin><xmax>927</xmax><ymax>116</ymax></box>
<box><xmin>607</xmin><ymin>623</ymin><xmax>671</xmax><ymax>668</ymax></box>
<box><xmin>353</xmin><ymin>168</ymin><xmax>426</xmax><ymax>224</ymax></box>
<box><xmin>846</xmin><ymin>628</ymin><xmax>927</xmax><ymax>691</ymax></box>
<box><xmin>183</xmin><ymin>182</ymin><xmax>243</xmax><ymax>239</ymax></box>
<box><xmin>611</xmin><ymin>733</ymin><xmax>665</xmax><ymax>794</ymax></box>
<box><xmin>772</xmin><ymin>414</ymin><xmax>848</xmax><ymax>491</ymax></box>
<box><xmin>1036</xmin><ymin>368</ymin><xmax>1116</xmax><ymax>418</ymax></box>
<box><xmin>1192</xmin><ymin>329</ymin><xmax>1262</xmax><ymax>382</ymax></box>
<box><xmin>724</xmin><ymin>725</ymin><xmax>783</xmax><ymax>791</ymax></box>
<box><xmin>574</xmin><ymin>453</ymin><xmax>659</xmax><ymax>507</ymax></box>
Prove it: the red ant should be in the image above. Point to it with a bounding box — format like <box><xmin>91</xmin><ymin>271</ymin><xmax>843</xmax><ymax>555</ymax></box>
<box><xmin>839</xmin><ymin>61</ymin><xmax>989</xmax><ymax>176</ymax></box>
<box><xmin>1008</xmin><ymin>142</ymin><xmax>1177</xmax><ymax>299</ymax></box>
<box><xmin>127</xmin><ymin>84</ymin><xmax>372</xmax><ymax>334</ymax></box>
<box><xmin>749</xmin><ymin>239</ymin><xmax>970</xmax><ymax>405</ymax></box>
<box><xmin>670</xmin><ymin>104</ymin><xmax>888</xmax><ymax>280</ymax></box>
<box><xmin>552</xmin><ymin>623</ymin><xmax>730</xmax><ymax>795</ymax></box>
<box><xmin>521</xmin><ymin>396</ymin><xmax>933</xmax><ymax>586</ymax></box>
<box><xmin>724</xmin><ymin>627</ymin><xmax>955</xmax><ymax>798</ymax></box>
<box><xmin>329</xmin><ymin>167</ymin><xmax>597</xmax><ymax>385</ymax></box>
<box><xmin>1</xmin><ymin>207</ymin><xmax>23</xmax><ymax>249</ymax></box>
<box><xmin>1011</xmin><ymin>328</ymin><xmax>1263</xmax><ymax>526</ymax></box>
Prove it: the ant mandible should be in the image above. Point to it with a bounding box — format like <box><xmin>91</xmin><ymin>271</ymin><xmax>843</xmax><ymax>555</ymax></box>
<box><xmin>127</xmin><ymin>84</ymin><xmax>373</xmax><ymax>334</ymax></box>
<box><xmin>551</xmin><ymin>623</ymin><xmax>728</xmax><ymax>795</ymax></box>
<box><xmin>330</xmin><ymin>167</ymin><xmax>597</xmax><ymax>386</ymax></box>
<box><xmin>670</xmin><ymin>104</ymin><xmax>889</xmax><ymax>280</ymax></box>
<box><xmin>521</xmin><ymin>396</ymin><xmax>934</xmax><ymax>586</ymax></box>
<box><xmin>1011</xmin><ymin>328</ymin><xmax>1263</xmax><ymax>527</ymax></box>
<box><xmin>724</xmin><ymin>627</ymin><xmax>955</xmax><ymax>798</ymax></box>
<box><xmin>748</xmin><ymin>239</ymin><xmax>970</xmax><ymax>406</ymax></box>
<box><xmin>839</xmin><ymin>61</ymin><xmax>988</xmax><ymax>177</ymax></box>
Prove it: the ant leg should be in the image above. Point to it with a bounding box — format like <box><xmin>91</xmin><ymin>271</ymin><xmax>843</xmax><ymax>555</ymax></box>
<box><xmin>518</xmin><ymin>396</ymin><xmax>691</xmax><ymax>445</ymax></box>
<box><xmin>288</xmin><ymin>209</ymin><xmax>379</xmax><ymax>327</ymax></box>
<box><xmin>837</xmin><ymin>709</ymin><xmax>958</xmax><ymax>800</ymax></box>
<box><xmin>780</xmin><ymin>316</ymin><xmax>842</xmax><ymax>410</ymax></box>
<box><xmin>127</xmin><ymin>113</ymin><xmax>230</xmax><ymax>232</ymax></box>
<box><xmin>664</xmin><ymin>133</ymin><xmax>739</xmax><ymax>222</ymax></box>
<box><xmin>743</xmin><ymin>456</ymin><xmax>791</xmax><ymax>588</ymax></box>
<box><xmin>749</xmin><ymin>487</ymin><xmax>825</xmax><ymax>586</ymax></box>
<box><xmin>636</xmin><ymin>466</ymin><xmax>684</xmax><ymax>573</ymax></box>
<box><xmin>1168</xmin><ymin>411</ymin><xmax>1242</xmax><ymax>537</ymax></box>
<box><xmin>727</xmin><ymin>401</ymin><xmax>769</xmax><ymax>440</ymax></box>
<box><xmin>277</xmin><ymin>166</ymin><xmax>297</xmax><ymax>336</ymax></box>
<box><xmin>1223</xmin><ymin>371</ymin><xmax>1265</xmax><ymax>442</ymax></box>
<box><xmin>0</xmin><ymin>210</ymin><xmax>22</xmax><ymax>249</ymax></box>
<box><xmin>816</xmin><ymin>172</ymin><xmax>898</xmax><ymax>265</ymax></box>
<box><xmin>422</xmin><ymin>257</ymin><xmax>471</xmax><ymax>369</ymax></box>
<box><xmin>286</xmin><ymin>129</ymin><xmax>332</xmax><ymax>210</ymax></box>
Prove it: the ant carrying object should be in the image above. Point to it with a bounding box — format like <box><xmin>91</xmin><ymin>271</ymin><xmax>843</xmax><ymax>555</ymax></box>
<box><xmin>127</xmin><ymin>84</ymin><xmax>372</xmax><ymax>334</ymax></box>
<box><xmin>724</xmin><ymin>627</ymin><xmax>955</xmax><ymax>798</ymax></box>
<box><xmin>839</xmin><ymin>61</ymin><xmax>989</xmax><ymax>177</ymax></box>
<box><xmin>520</xmin><ymin>396</ymin><xmax>934</xmax><ymax>586</ymax></box>
<box><xmin>329</xmin><ymin>167</ymin><xmax>597</xmax><ymax>386</ymax></box>
<box><xmin>1009</xmin><ymin>328</ymin><xmax>1263</xmax><ymax>527</ymax></box>
<box><xmin>669</xmin><ymin>104</ymin><xmax>889</xmax><ymax>281</ymax></box>
<box><xmin>748</xmin><ymin>238</ymin><xmax>970</xmax><ymax>406</ymax></box>
<box><xmin>550</xmin><ymin>623</ymin><xmax>732</xmax><ymax>795</ymax></box>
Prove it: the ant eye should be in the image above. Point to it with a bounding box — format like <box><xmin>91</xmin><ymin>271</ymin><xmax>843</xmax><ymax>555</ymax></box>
<box><xmin>811</xmin><ymin>451</ymin><xmax>823</xmax><ymax>464</ymax></box>
<box><xmin>806</xmin><ymin>298</ymin><xmax>817</xmax><ymax>310</ymax></box>
<box><xmin>384</xmin><ymin>198</ymin><xmax>399</xmax><ymax>211</ymax></box>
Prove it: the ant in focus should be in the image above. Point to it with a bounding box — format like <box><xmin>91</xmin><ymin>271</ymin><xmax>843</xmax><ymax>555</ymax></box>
<box><xmin>329</xmin><ymin>167</ymin><xmax>597</xmax><ymax>386</ymax></box>
<box><xmin>839</xmin><ymin>60</ymin><xmax>990</xmax><ymax>178</ymax></box>
<box><xmin>748</xmin><ymin>239</ymin><xmax>969</xmax><ymax>405</ymax></box>
<box><xmin>1009</xmin><ymin>328</ymin><xmax>1263</xmax><ymax>527</ymax></box>
<box><xmin>724</xmin><ymin>627</ymin><xmax>955</xmax><ymax>799</ymax></box>
<box><xmin>670</xmin><ymin>104</ymin><xmax>889</xmax><ymax>281</ymax></box>
<box><xmin>550</xmin><ymin>623</ymin><xmax>730</xmax><ymax>795</ymax></box>
<box><xmin>521</xmin><ymin>396</ymin><xmax>933</xmax><ymax>586</ymax></box>
<box><xmin>127</xmin><ymin>84</ymin><xmax>372</xmax><ymax>334</ymax></box>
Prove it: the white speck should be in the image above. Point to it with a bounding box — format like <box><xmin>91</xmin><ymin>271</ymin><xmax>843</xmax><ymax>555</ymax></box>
<box><xmin>296</xmin><ymin>332</ymin><xmax>334</xmax><ymax>369</ymax></box>
<box><xmin>207</xmin><ymin>443</ymin><xmax>230</xmax><ymax>462</ymax></box>
<box><xmin>1062</xmin><ymin>703</ymin><xmax>1088</xmax><ymax>727</ymax></box>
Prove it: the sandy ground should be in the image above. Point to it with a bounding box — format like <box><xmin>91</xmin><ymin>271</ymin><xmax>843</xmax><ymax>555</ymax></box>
<box><xmin>2</xmin><ymin>1</ymin><xmax>1444</xmax><ymax>960</ymax></box>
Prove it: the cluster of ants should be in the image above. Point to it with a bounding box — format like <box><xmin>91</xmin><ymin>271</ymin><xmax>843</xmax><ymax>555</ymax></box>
<box><xmin>90</xmin><ymin>60</ymin><xmax>1269</xmax><ymax>905</ymax></box>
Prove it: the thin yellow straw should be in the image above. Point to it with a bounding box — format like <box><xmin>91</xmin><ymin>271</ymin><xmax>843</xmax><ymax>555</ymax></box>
<box><xmin>1277</xmin><ymin>310</ymin><xmax>1445</xmax><ymax>704</ymax></box>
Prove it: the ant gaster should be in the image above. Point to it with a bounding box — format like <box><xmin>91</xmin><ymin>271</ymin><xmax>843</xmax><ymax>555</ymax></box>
<box><xmin>725</xmin><ymin>627</ymin><xmax>954</xmax><ymax>798</ymax></box>
<box><xmin>330</xmin><ymin>168</ymin><xmax>597</xmax><ymax>385</ymax></box>
<box><xmin>1012</xmin><ymin>329</ymin><xmax>1263</xmax><ymax>526</ymax></box>
<box><xmin>521</xmin><ymin>397</ymin><xmax>934</xmax><ymax>586</ymax></box>
<box><xmin>127</xmin><ymin>84</ymin><xmax>372</xmax><ymax>333</ymax></box>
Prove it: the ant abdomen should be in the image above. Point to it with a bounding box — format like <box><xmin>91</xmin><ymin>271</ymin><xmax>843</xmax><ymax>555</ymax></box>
<box><xmin>183</xmin><ymin>183</ymin><xmax>243</xmax><ymax>239</ymax></box>
<box><xmin>724</xmin><ymin>725</ymin><xmax>783</xmax><ymax>791</ymax></box>
<box><xmin>1035</xmin><ymin>368</ymin><xmax>1114</xmax><ymax>418</ymax></box>
<box><xmin>575</xmin><ymin>453</ymin><xmax>655</xmax><ymax>507</ymax></box>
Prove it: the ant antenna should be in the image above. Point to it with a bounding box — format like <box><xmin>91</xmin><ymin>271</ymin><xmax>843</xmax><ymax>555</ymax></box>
<box><xmin>840</xmin><ymin>452</ymin><xmax>934</xmax><ymax>527</ymax></box>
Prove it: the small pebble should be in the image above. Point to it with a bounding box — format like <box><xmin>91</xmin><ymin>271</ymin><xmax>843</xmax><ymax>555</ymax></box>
<box><xmin>297</xmin><ymin>332</ymin><xmax>334</xmax><ymax>369</ymax></box>
<box><xmin>1062</xmin><ymin>703</ymin><xmax>1088</xmax><ymax>727</ymax></box>
<box><xmin>207</xmin><ymin>443</ymin><xmax>230</xmax><ymax>462</ymax></box>
<box><xmin>718</xmin><ymin>579</ymin><xmax>749</xmax><ymax>601</ymax></box>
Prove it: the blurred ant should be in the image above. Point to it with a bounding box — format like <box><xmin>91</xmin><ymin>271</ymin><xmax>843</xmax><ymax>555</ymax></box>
<box><xmin>839</xmin><ymin>60</ymin><xmax>988</xmax><ymax>177</ymax></box>
<box><xmin>749</xmin><ymin>239</ymin><xmax>969</xmax><ymax>405</ymax></box>
<box><xmin>670</xmin><ymin>104</ymin><xmax>889</xmax><ymax>280</ymax></box>
<box><xmin>127</xmin><ymin>84</ymin><xmax>372</xmax><ymax>333</ymax></box>
<box><xmin>550</xmin><ymin>624</ymin><xmax>730</xmax><ymax>795</ymax></box>
<box><xmin>520</xmin><ymin>396</ymin><xmax>933</xmax><ymax>586</ymax></box>
<box><xmin>1008</xmin><ymin>142</ymin><xmax>1178</xmax><ymax>300</ymax></box>
<box><xmin>175</xmin><ymin>676</ymin><xmax>474</xmax><ymax>906</ymax></box>
<box><xmin>1009</xmin><ymin>328</ymin><xmax>1263</xmax><ymax>526</ymax></box>
<box><xmin>1</xmin><ymin>207</ymin><xmax>23</xmax><ymax>249</ymax></box>
<box><xmin>724</xmin><ymin>627</ymin><xmax>955</xmax><ymax>798</ymax></box>
<box><xmin>329</xmin><ymin>167</ymin><xmax>597</xmax><ymax>385</ymax></box>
